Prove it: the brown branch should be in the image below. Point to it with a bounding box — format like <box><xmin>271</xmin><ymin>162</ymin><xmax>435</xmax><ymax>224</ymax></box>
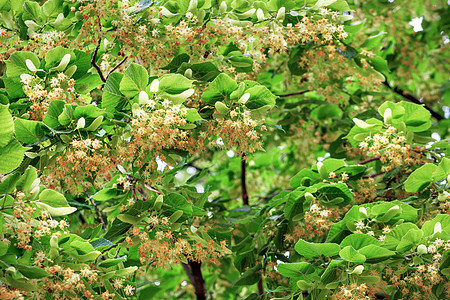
<box><xmin>257</xmin><ymin>277</ymin><xmax>264</xmax><ymax>296</ymax></box>
<box><xmin>182</xmin><ymin>261</ymin><xmax>206</xmax><ymax>300</ymax></box>
<box><xmin>358</xmin><ymin>156</ymin><xmax>381</xmax><ymax>165</ymax></box>
<box><xmin>276</xmin><ymin>90</ymin><xmax>309</xmax><ymax>98</ymax></box>
<box><xmin>383</xmin><ymin>81</ymin><xmax>444</xmax><ymax>121</ymax></box>
<box><xmin>91</xmin><ymin>39</ymin><xmax>107</xmax><ymax>83</ymax></box>
<box><xmin>363</xmin><ymin>171</ymin><xmax>386</xmax><ymax>179</ymax></box>
<box><xmin>106</xmin><ymin>56</ymin><xmax>129</xmax><ymax>79</ymax></box>
<box><xmin>84</xmin><ymin>189</ymin><xmax>107</xmax><ymax>232</ymax></box>
<box><xmin>241</xmin><ymin>154</ymin><xmax>249</xmax><ymax>206</ymax></box>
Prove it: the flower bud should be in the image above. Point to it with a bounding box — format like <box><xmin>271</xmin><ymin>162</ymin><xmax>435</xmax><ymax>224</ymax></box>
<box><xmin>256</xmin><ymin>8</ymin><xmax>264</xmax><ymax>22</ymax></box>
<box><xmin>359</xmin><ymin>207</ymin><xmax>368</xmax><ymax>218</ymax></box>
<box><xmin>76</xmin><ymin>117</ymin><xmax>85</xmax><ymax>129</ymax></box>
<box><xmin>434</xmin><ymin>222</ymin><xmax>442</xmax><ymax>234</ymax></box>
<box><xmin>184</xmin><ymin>68</ymin><xmax>193</xmax><ymax>78</ymax></box>
<box><xmin>150</xmin><ymin>79</ymin><xmax>159</xmax><ymax>93</ymax></box>
<box><xmin>160</xmin><ymin>7</ymin><xmax>177</xmax><ymax>18</ymax></box>
<box><xmin>54</xmin><ymin>53</ymin><xmax>71</xmax><ymax>71</ymax></box>
<box><xmin>219</xmin><ymin>1</ymin><xmax>227</xmax><ymax>14</ymax></box>
<box><xmin>25</xmin><ymin>59</ymin><xmax>37</xmax><ymax>72</ymax></box>
<box><xmin>383</xmin><ymin>108</ymin><xmax>392</xmax><ymax>124</ymax></box>
<box><xmin>53</xmin><ymin>13</ymin><xmax>64</xmax><ymax>26</ymax></box>
<box><xmin>352</xmin><ymin>265</ymin><xmax>364</xmax><ymax>274</ymax></box>
<box><xmin>353</xmin><ymin>118</ymin><xmax>374</xmax><ymax>129</ymax></box>
<box><xmin>187</xmin><ymin>0</ymin><xmax>198</xmax><ymax>13</ymax></box>
<box><xmin>276</xmin><ymin>7</ymin><xmax>285</xmax><ymax>21</ymax></box>
<box><xmin>417</xmin><ymin>244</ymin><xmax>427</xmax><ymax>255</ymax></box>
<box><xmin>304</xmin><ymin>192</ymin><xmax>315</xmax><ymax>201</ymax></box>
<box><xmin>139</xmin><ymin>91</ymin><xmax>149</xmax><ymax>104</ymax></box>
<box><xmin>238</xmin><ymin>92</ymin><xmax>250</xmax><ymax>104</ymax></box>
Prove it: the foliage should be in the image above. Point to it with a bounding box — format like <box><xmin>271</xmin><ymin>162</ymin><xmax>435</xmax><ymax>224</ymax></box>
<box><xmin>0</xmin><ymin>0</ymin><xmax>448</xmax><ymax>299</ymax></box>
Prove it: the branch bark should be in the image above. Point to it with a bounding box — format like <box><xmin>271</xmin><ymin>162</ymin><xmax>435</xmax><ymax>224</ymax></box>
<box><xmin>241</xmin><ymin>154</ymin><xmax>249</xmax><ymax>206</ymax></box>
<box><xmin>84</xmin><ymin>189</ymin><xmax>107</xmax><ymax>232</ymax></box>
<box><xmin>91</xmin><ymin>39</ymin><xmax>106</xmax><ymax>83</ymax></box>
<box><xmin>276</xmin><ymin>90</ymin><xmax>309</xmax><ymax>98</ymax></box>
<box><xmin>182</xmin><ymin>261</ymin><xmax>206</xmax><ymax>300</ymax></box>
<box><xmin>358</xmin><ymin>156</ymin><xmax>381</xmax><ymax>165</ymax></box>
<box><xmin>383</xmin><ymin>81</ymin><xmax>444</xmax><ymax>121</ymax></box>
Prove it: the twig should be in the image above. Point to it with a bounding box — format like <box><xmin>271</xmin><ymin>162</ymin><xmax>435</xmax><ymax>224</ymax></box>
<box><xmin>241</xmin><ymin>154</ymin><xmax>249</xmax><ymax>206</ymax></box>
<box><xmin>84</xmin><ymin>189</ymin><xmax>107</xmax><ymax>232</ymax></box>
<box><xmin>127</xmin><ymin>175</ymin><xmax>139</xmax><ymax>202</ymax></box>
<box><xmin>358</xmin><ymin>156</ymin><xmax>381</xmax><ymax>165</ymax></box>
<box><xmin>276</xmin><ymin>90</ymin><xmax>310</xmax><ymax>97</ymax></box>
<box><xmin>383</xmin><ymin>81</ymin><xmax>444</xmax><ymax>121</ymax></box>
<box><xmin>144</xmin><ymin>183</ymin><xmax>162</xmax><ymax>195</ymax></box>
<box><xmin>106</xmin><ymin>56</ymin><xmax>129</xmax><ymax>78</ymax></box>
<box><xmin>363</xmin><ymin>171</ymin><xmax>386</xmax><ymax>179</ymax></box>
<box><xmin>91</xmin><ymin>39</ymin><xmax>107</xmax><ymax>83</ymax></box>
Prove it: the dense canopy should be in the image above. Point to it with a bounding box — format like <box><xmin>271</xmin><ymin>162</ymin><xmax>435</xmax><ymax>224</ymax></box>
<box><xmin>0</xmin><ymin>0</ymin><xmax>449</xmax><ymax>299</ymax></box>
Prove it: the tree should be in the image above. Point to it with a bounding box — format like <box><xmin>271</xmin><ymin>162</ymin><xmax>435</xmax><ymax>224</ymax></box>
<box><xmin>0</xmin><ymin>0</ymin><xmax>448</xmax><ymax>299</ymax></box>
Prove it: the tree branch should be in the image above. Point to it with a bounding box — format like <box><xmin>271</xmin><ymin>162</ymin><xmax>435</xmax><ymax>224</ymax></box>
<box><xmin>106</xmin><ymin>55</ymin><xmax>128</xmax><ymax>78</ymax></box>
<box><xmin>91</xmin><ymin>39</ymin><xmax>107</xmax><ymax>83</ymax></box>
<box><xmin>241</xmin><ymin>154</ymin><xmax>249</xmax><ymax>206</ymax></box>
<box><xmin>383</xmin><ymin>81</ymin><xmax>444</xmax><ymax>121</ymax></box>
<box><xmin>183</xmin><ymin>261</ymin><xmax>206</xmax><ymax>300</ymax></box>
<box><xmin>358</xmin><ymin>156</ymin><xmax>381</xmax><ymax>165</ymax></box>
<box><xmin>84</xmin><ymin>189</ymin><xmax>107</xmax><ymax>232</ymax></box>
<box><xmin>276</xmin><ymin>90</ymin><xmax>309</xmax><ymax>98</ymax></box>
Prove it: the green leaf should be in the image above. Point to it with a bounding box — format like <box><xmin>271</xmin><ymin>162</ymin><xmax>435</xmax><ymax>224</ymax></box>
<box><xmin>42</xmin><ymin>0</ymin><xmax>63</xmax><ymax>18</ymax></box>
<box><xmin>0</xmin><ymin>139</ymin><xmax>30</xmax><ymax>174</ymax></box>
<box><xmin>39</xmin><ymin>189</ymin><xmax>69</xmax><ymax>207</ymax></box>
<box><xmin>432</xmin><ymin>157</ymin><xmax>450</xmax><ymax>181</ymax></box>
<box><xmin>244</xmin><ymin>85</ymin><xmax>277</xmax><ymax>110</ymax></box>
<box><xmin>5</xmin><ymin>51</ymin><xmax>40</xmax><ymax>78</ymax></box>
<box><xmin>404</xmin><ymin>164</ymin><xmax>438</xmax><ymax>192</ymax></box>
<box><xmin>119</xmin><ymin>63</ymin><xmax>149</xmax><ymax>98</ymax></box>
<box><xmin>277</xmin><ymin>262</ymin><xmax>314</xmax><ymax>278</ymax></box>
<box><xmin>98</xmin><ymin>257</ymin><xmax>127</xmax><ymax>268</ymax></box>
<box><xmin>15</xmin><ymin>264</ymin><xmax>50</xmax><ymax>279</ymax></box>
<box><xmin>233</xmin><ymin>264</ymin><xmax>261</xmax><ymax>286</ymax></box>
<box><xmin>294</xmin><ymin>239</ymin><xmax>340</xmax><ymax>259</ymax></box>
<box><xmin>34</xmin><ymin>202</ymin><xmax>77</xmax><ymax>216</ymax></box>
<box><xmin>0</xmin><ymin>104</ymin><xmax>14</xmax><ymax>148</ymax></box>
<box><xmin>14</xmin><ymin>119</ymin><xmax>50</xmax><ymax>144</ymax></box>
<box><xmin>92</xmin><ymin>188</ymin><xmax>117</xmax><ymax>201</ymax></box>
<box><xmin>202</xmin><ymin>73</ymin><xmax>238</xmax><ymax>105</ymax></box>
<box><xmin>422</xmin><ymin>214</ymin><xmax>450</xmax><ymax>237</ymax></box>
<box><xmin>159</xmin><ymin>74</ymin><xmax>193</xmax><ymax>94</ymax></box>
<box><xmin>340</xmin><ymin>233</ymin><xmax>381</xmax><ymax>250</ymax></box>
<box><xmin>44</xmin><ymin>47</ymin><xmax>74</xmax><ymax>70</ymax></box>
<box><xmin>339</xmin><ymin>246</ymin><xmax>366</xmax><ymax>263</ymax></box>
<box><xmin>185</xmin><ymin>109</ymin><xmax>204</xmax><ymax>122</ymax></box>
<box><xmin>102</xmin><ymin>73</ymin><xmax>126</xmax><ymax>112</ymax></box>
<box><xmin>161</xmin><ymin>53</ymin><xmax>190</xmax><ymax>72</ymax></box>
<box><xmin>358</xmin><ymin>245</ymin><xmax>395</xmax><ymax>261</ymax></box>
<box><xmin>384</xmin><ymin>223</ymin><xmax>419</xmax><ymax>250</ymax></box>
<box><xmin>396</xmin><ymin>229</ymin><xmax>424</xmax><ymax>252</ymax></box>
<box><xmin>43</xmin><ymin>100</ymin><xmax>65</xmax><ymax>128</ymax></box>
<box><xmin>164</xmin><ymin>193</ymin><xmax>193</xmax><ymax>216</ymax></box>
<box><xmin>400</xmin><ymin>101</ymin><xmax>431</xmax><ymax>132</ymax></box>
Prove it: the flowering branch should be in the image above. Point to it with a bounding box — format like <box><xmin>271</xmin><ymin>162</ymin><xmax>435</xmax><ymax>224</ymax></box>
<box><xmin>383</xmin><ymin>81</ymin><xmax>444</xmax><ymax>121</ymax></box>
<box><xmin>106</xmin><ymin>55</ymin><xmax>129</xmax><ymax>78</ymax></box>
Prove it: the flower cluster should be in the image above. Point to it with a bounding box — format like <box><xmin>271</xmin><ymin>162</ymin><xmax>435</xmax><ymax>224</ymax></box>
<box><xmin>132</xmin><ymin>222</ymin><xmax>229</xmax><ymax>269</ymax></box>
<box><xmin>20</xmin><ymin>72</ymin><xmax>78</xmax><ymax>120</ymax></box>
<box><xmin>359</xmin><ymin>126</ymin><xmax>423</xmax><ymax>172</ymax></box>
<box><xmin>330</xmin><ymin>283</ymin><xmax>376</xmax><ymax>300</ymax></box>
<box><xmin>44</xmin><ymin>138</ymin><xmax>114</xmax><ymax>193</ymax></box>
<box><xmin>382</xmin><ymin>238</ymin><xmax>449</xmax><ymax>299</ymax></box>
<box><xmin>285</xmin><ymin>202</ymin><xmax>342</xmax><ymax>243</ymax></box>
<box><xmin>3</xmin><ymin>191</ymin><xmax>69</xmax><ymax>251</ymax></box>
